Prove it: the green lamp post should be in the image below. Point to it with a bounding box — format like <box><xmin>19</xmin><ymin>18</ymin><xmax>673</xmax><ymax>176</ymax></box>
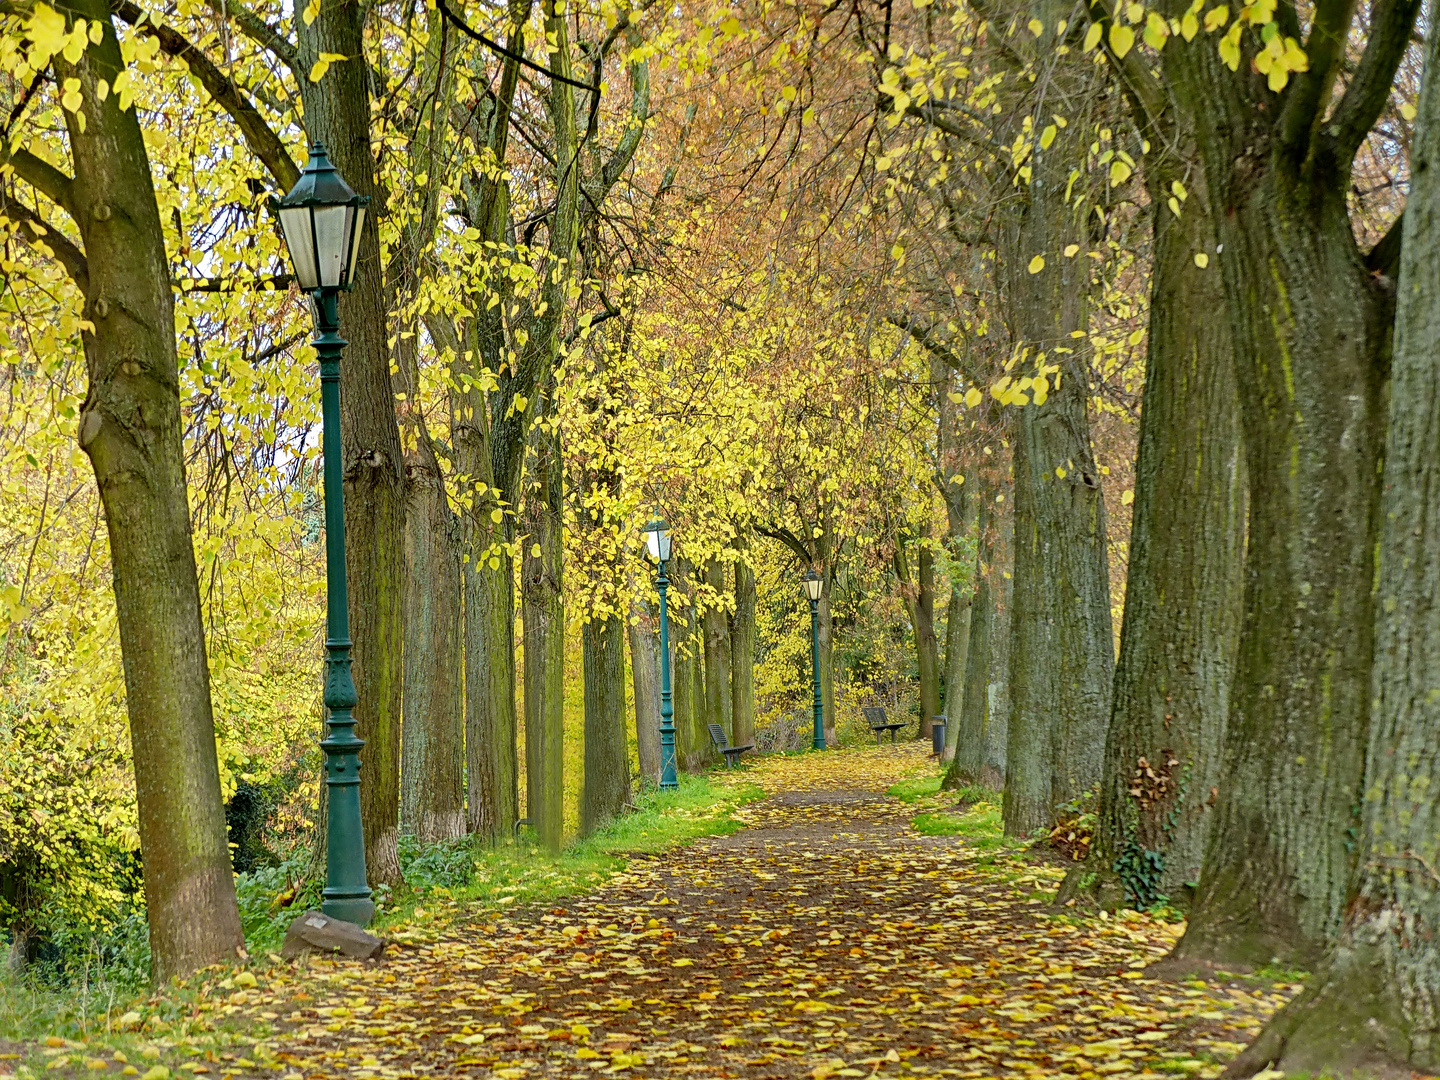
<box><xmin>803</xmin><ymin>569</ymin><xmax>825</xmax><ymax>750</ymax></box>
<box><xmin>274</xmin><ymin>143</ymin><xmax>374</xmax><ymax>925</ymax></box>
<box><xmin>645</xmin><ymin>521</ymin><xmax>679</xmax><ymax>790</ymax></box>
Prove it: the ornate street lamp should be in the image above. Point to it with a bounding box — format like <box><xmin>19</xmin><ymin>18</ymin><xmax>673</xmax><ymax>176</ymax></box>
<box><xmin>645</xmin><ymin>520</ymin><xmax>679</xmax><ymax>790</ymax></box>
<box><xmin>803</xmin><ymin>569</ymin><xmax>825</xmax><ymax>751</ymax></box>
<box><xmin>274</xmin><ymin>143</ymin><xmax>373</xmax><ymax>925</ymax></box>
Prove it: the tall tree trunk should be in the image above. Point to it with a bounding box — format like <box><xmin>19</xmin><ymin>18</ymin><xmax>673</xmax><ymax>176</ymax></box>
<box><xmin>1066</xmin><ymin>117</ymin><xmax>1246</xmax><ymax>911</ymax></box>
<box><xmin>731</xmin><ymin>552</ymin><xmax>757</xmax><ymax>749</ymax></box>
<box><xmin>628</xmin><ymin>598</ymin><xmax>661</xmax><ymax>786</ymax></box>
<box><xmin>1163</xmin><ymin>8</ymin><xmax>1397</xmax><ymax>969</ymax></box>
<box><xmin>522</xmin><ymin>425</ymin><xmax>565</xmax><ymax>850</ymax></box>
<box><xmin>59</xmin><ymin>0</ymin><xmax>242</xmax><ymax>978</ymax></box>
<box><xmin>983</xmin><ymin>500</ymin><xmax>1013</xmax><ymax>789</ymax></box>
<box><xmin>400</xmin><ymin>461</ymin><xmax>465</xmax><ymax>843</ymax></box>
<box><xmin>1226</xmin><ymin>34</ymin><xmax>1440</xmax><ymax>1070</ymax></box>
<box><xmin>935</xmin><ymin>358</ymin><xmax>971</xmax><ymax>762</ymax></box>
<box><xmin>703</xmin><ymin>560</ymin><xmax>733</xmax><ymax>741</ymax></box>
<box><xmin>297</xmin><ymin>0</ymin><xmax>407</xmax><ymax>887</ymax></box>
<box><xmin>939</xmin><ymin>581</ymin><xmax>970</xmax><ymax>763</ymax></box>
<box><xmin>583</xmin><ymin>615</ymin><xmax>630</xmax><ymax>834</ymax></box>
<box><xmin>394</xmin><ymin>11</ymin><xmax>463</xmax><ymax>848</ymax></box>
<box><xmin>998</xmin><ymin>10</ymin><xmax>1115</xmax><ymax>836</ymax></box>
<box><xmin>947</xmin><ymin>479</ymin><xmax>993</xmax><ymax>787</ymax></box>
<box><xmin>896</xmin><ymin>540</ymin><xmax>942</xmax><ymax>742</ymax></box>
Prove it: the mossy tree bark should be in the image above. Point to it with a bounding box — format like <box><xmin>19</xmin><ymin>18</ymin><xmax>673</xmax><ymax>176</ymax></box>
<box><xmin>895</xmin><ymin>536</ymin><xmax>942</xmax><ymax>742</ymax></box>
<box><xmin>1221</xmin><ymin>26</ymin><xmax>1440</xmax><ymax>1074</ymax></box>
<box><xmin>37</xmin><ymin>0</ymin><xmax>243</xmax><ymax>980</ymax></box>
<box><xmin>703</xmin><ymin>560</ymin><xmax>733</xmax><ymax>742</ymax></box>
<box><xmin>1063</xmin><ymin>43</ymin><xmax>1246</xmax><ymax>910</ymax></box>
<box><xmin>947</xmin><ymin>476</ymin><xmax>995</xmax><ymax>789</ymax></box>
<box><xmin>997</xmin><ymin>8</ymin><xmax>1115</xmax><ymax>838</ymax></box>
<box><xmin>397</xmin><ymin>327</ymin><xmax>465</xmax><ymax>842</ymax></box>
<box><xmin>1160</xmin><ymin>0</ymin><xmax>1410</xmax><ymax>966</ymax></box>
<box><xmin>522</xmin><ymin>421</ymin><xmax>565</xmax><ymax>851</ymax></box>
<box><xmin>731</xmin><ymin>549</ymin><xmax>757</xmax><ymax>750</ymax></box>
<box><xmin>394</xmin><ymin>21</ymin><xmax>464</xmax><ymax>844</ymax></box>
<box><xmin>582</xmin><ymin>612</ymin><xmax>630</xmax><ymax>835</ymax></box>
<box><xmin>628</xmin><ymin>598</ymin><xmax>661</xmax><ymax>786</ymax></box>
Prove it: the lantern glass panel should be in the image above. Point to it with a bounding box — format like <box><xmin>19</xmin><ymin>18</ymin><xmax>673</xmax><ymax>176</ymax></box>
<box><xmin>343</xmin><ymin>205</ymin><xmax>366</xmax><ymax>288</ymax></box>
<box><xmin>313</xmin><ymin>205</ymin><xmax>350</xmax><ymax>288</ymax></box>
<box><xmin>278</xmin><ymin>205</ymin><xmax>319</xmax><ymax>290</ymax></box>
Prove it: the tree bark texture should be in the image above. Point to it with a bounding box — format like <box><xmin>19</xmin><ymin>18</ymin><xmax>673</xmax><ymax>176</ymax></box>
<box><xmin>948</xmin><ymin>478</ymin><xmax>994</xmax><ymax>788</ymax></box>
<box><xmin>731</xmin><ymin>554</ymin><xmax>757</xmax><ymax>750</ymax></box>
<box><xmin>399</xmin><ymin>453</ymin><xmax>465</xmax><ymax>843</ymax></box>
<box><xmin>703</xmin><ymin>560</ymin><xmax>733</xmax><ymax>741</ymax></box>
<box><xmin>58</xmin><ymin>0</ymin><xmax>243</xmax><ymax>979</ymax></box>
<box><xmin>1074</xmin><ymin>119</ymin><xmax>1246</xmax><ymax>911</ymax></box>
<box><xmin>897</xmin><ymin>540</ymin><xmax>942</xmax><ymax>742</ymax></box>
<box><xmin>939</xmin><ymin>581</ymin><xmax>971</xmax><ymax>763</ymax></box>
<box><xmin>582</xmin><ymin>615</ymin><xmax>631</xmax><ymax>834</ymax></box>
<box><xmin>628</xmin><ymin>599</ymin><xmax>661</xmax><ymax>787</ymax></box>
<box><xmin>297</xmin><ymin>0</ymin><xmax>407</xmax><ymax>887</ymax></box>
<box><xmin>1221</xmin><ymin>27</ymin><xmax>1440</xmax><ymax>1073</ymax></box>
<box><xmin>1163</xmin><ymin>9</ymin><xmax>1400</xmax><ymax>967</ymax></box>
<box><xmin>998</xmin><ymin>12</ymin><xmax>1115</xmax><ymax>837</ymax></box>
<box><xmin>522</xmin><ymin>425</ymin><xmax>565</xmax><ymax>850</ymax></box>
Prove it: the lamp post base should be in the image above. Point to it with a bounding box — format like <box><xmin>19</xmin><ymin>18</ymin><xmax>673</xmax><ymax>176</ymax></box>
<box><xmin>321</xmin><ymin>893</ymin><xmax>377</xmax><ymax>926</ymax></box>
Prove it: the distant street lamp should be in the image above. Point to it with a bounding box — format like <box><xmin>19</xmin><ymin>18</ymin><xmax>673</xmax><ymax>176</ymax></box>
<box><xmin>274</xmin><ymin>143</ymin><xmax>373</xmax><ymax>926</ymax></box>
<box><xmin>803</xmin><ymin>569</ymin><xmax>825</xmax><ymax>751</ymax></box>
<box><xmin>646</xmin><ymin>521</ymin><xmax>679</xmax><ymax>790</ymax></box>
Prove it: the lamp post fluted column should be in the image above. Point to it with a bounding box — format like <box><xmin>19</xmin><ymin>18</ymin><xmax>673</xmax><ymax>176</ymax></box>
<box><xmin>315</xmin><ymin>290</ymin><xmax>374</xmax><ymax>926</ymax></box>
<box><xmin>657</xmin><ymin>558</ymin><xmax>679</xmax><ymax>790</ymax></box>
<box><xmin>809</xmin><ymin>592</ymin><xmax>824</xmax><ymax>751</ymax></box>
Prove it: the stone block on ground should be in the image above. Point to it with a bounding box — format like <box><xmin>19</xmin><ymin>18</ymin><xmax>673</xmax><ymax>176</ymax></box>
<box><xmin>281</xmin><ymin>910</ymin><xmax>384</xmax><ymax>960</ymax></box>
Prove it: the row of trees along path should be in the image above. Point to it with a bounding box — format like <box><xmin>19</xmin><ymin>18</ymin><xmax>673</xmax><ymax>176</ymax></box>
<box><xmin>163</xmin><ymin>747</ymin><xmax>1301</xmax><ymax>1080</ymax></box>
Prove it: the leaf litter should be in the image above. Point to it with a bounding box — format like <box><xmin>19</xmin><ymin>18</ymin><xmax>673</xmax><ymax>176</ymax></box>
<box><xmin>22</xmin><ymin>745</ymin><xmax>1303</xmax><ymax>1080</ymax></box>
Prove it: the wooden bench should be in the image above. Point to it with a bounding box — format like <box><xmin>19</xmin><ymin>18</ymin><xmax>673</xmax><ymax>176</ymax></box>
<box><xmin>708</xmin><ymin>723</ymin><xmax>754</xmax><ymax>768</ymax></box>
<box><xmin>863</xmin><ymin>706</ymin><xmax>908</xmax><ymax>745</ymax></box>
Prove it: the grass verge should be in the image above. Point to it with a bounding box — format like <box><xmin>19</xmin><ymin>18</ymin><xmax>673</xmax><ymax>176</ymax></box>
<box><xmin>1</xmin><ymin>771</ymin><xmax>762</xmax><ymax>1079</ymax></box>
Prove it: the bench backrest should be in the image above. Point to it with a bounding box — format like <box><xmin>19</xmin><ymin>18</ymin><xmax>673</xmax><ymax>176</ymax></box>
<box><xmin>707</xmin><ymin>722</ymin><xmax>730</xmax><ymax>750</ymax></box>
<box><xmin>862</xmin><ymin>705</ymin><xmax>889</xmax><ymax>726</ymax></box>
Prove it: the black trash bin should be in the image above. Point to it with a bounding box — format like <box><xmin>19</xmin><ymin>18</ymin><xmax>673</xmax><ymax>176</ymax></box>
<box><xmin>931</xmin><ymin>715</ymin><xmax>947</xmax><ymax>755</ymax></box>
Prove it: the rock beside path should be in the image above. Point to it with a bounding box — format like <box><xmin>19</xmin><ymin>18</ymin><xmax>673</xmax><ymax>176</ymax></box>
<box><xmin>281</xmin><ymin>911</ymin><xmax>385</xmax><ymax>960</ymax></box>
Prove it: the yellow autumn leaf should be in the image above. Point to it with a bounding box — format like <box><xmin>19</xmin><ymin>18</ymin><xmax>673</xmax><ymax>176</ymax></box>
<box><xmin>1028</xmin><ymin>255</ymin><xmax>1045</xmax><ymax>274</ymax></box>
<box><xmin>1083</xmin><ymin>21</ymin><xmax>1103</xmax><ymax>51</ymax></box>
<box><xmin>1028</xmin><ymin>17</ymin><xmax>1044</xmax><ymax>35</ymax></box>
<box><xmin>1040</xmin><ymin>124</ymin><xmax>1057</xmax><ymax>149</ymax></box>
<box><xmin>1144</xmin><ymin>11</ymin><xmax>1170</xmax><ymax>48</ymax></box>
<box><xmin>1110</xmin><ymin>23</ymin><xmax>1136</xmax><ymax>58</ymax></box>
<box><xmin>27</xmin><ymin>3</ymin><xmax>68</xmax><ymax>61</ymax></box>
<box><xmin>1181</xmin><ymin>10</ymin><xmax>1198</xmax><ymax>38</ymax></box>
<box><xmin>1204</xmin><ymin>4</ymin><xmax>1229</xmax><ymax>29</ymax></box>
<box><xmin>1064</xmin><ymin>243</ymin><xmax>1080</xmax><ymax>256</ymax></box>
<box><xmin>1122</xmin><ymin>489</ymin><xmax>1135</xmax><ymax>504</ymax></box>
<box><xmin>60</xmin><ymin>78</ymin><xmax>83</xmax><ymax>112</ymax></box>
<box><xmin>1195</xmin><ymin>252</ymin><xmax>1209</xmax><ymax>268</ymax></box>
<box><xmin>964</xmin><ymin>387</ymin><xmax>983</xmax><ymax>407</ymax></box>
